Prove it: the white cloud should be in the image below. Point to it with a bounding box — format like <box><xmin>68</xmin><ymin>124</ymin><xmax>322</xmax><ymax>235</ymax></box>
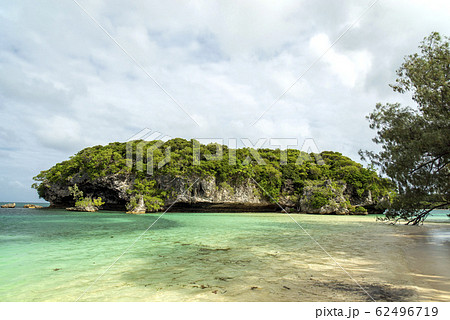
<box><xmin>309</xmin><ymin>33</ymin><xmax>372</xmax><ymax>87</ymax></box>
<box><xmin>0</xmin><ymin>0</ymin><xmax>449</xmax><ymax>201</ymax></box>
<box><xmin>35</xmin><ymin>115</ymin><xmax>86</xmax><ymax>152</ymax></box>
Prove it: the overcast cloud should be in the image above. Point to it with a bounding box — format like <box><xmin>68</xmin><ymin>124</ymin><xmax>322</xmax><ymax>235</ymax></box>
<box><xmin>0</xmin><ymin>0</ymin><xmax>449</xmax><ymax>201</ymax></box>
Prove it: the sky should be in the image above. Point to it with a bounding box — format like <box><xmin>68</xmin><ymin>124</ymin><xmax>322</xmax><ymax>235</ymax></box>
<box><xmin>0</xmin><ymin>0</ymin><xmax>449</xmax><ymax>202</ymax></box>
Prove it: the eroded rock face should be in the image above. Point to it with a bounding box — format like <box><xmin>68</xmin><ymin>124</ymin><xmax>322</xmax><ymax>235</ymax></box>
<box><xmin>298</xmin><ymin>180</ymin><xmax>371</xmax><ymax>215</ymax></box>
<box><xmin>43</xmin><ymin>174</ymin><xmax>132</xmax><ymax>210</ymax></box>
<box><xmin>40</xmin><ymin>174</ymin><xmax>378</xmax><ymax>214</ymax></box>
<box><xmin>299</xmin><ymin>180</ymin><xmax>346</xmax><ymax>214</ymax></box>
<box><xmin>126</xmin><ymin>196</ymin><xmax>146</xmax><ymax>214</ymax></box>
<box><xmin>156</xmin><ymin>176</ymin><xmax>270</xmax><ymax>206</ymax></box>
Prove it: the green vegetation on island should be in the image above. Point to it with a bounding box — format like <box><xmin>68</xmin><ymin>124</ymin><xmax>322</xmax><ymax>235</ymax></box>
<box><xmin>33</xmin><ymin>139</ymin><xmax>394</xmax><ymax>214</ymax></box>
<box><xmin>66</xmin><ymin>184</ymin><xmax>105</xmax><ymax>212</ymax></box>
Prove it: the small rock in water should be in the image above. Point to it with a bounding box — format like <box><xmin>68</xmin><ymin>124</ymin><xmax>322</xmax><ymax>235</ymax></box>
<box><xmin>250</xmin><ymin>286</ymin><xmax>260</xmax><ymax>290</ymax></box>
<box><xmin>24</xmin><ymin>204</ymin><xmax>43</xmax><ymax>209</ymax></box>
<box><xmin>53</xmin><ymin>268</ymin><xmax>61</xmax><ymax>271</ymax></box>
<box><xmin>1</xmin><ymin>203</ymin><xmax>15</xmax><ymax>208</ymax></box>
<box><xmin>283</xmin><ymin>286</ymin><xmax>291</xmax><ymax>290</ymax></box>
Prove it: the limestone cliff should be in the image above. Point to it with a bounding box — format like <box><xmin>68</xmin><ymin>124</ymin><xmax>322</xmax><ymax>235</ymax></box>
<box><xmin>33</xmin><ymin>139</ymin><xmax>393</xmax><ymax>214</ymax></box>
<box><xmin>39</xmin><ymin>173</ymin><xmax>382</xmax><ymax>214</ymax></box>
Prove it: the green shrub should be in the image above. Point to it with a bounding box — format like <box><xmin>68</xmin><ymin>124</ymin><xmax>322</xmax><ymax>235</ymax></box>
<box><xmin>349</xmin><ymin>206</ymin><xmax>367</xmax><ymax>214</ymax></box>
<box><xmin>75</xmin><ymin>196</ymin><xmax>105</xmax><ymax>209</ymax></box>
<box><xmin>311</xmin><ymin>195</ymin><xmax>329</xmax><ymax>209</ymax></box>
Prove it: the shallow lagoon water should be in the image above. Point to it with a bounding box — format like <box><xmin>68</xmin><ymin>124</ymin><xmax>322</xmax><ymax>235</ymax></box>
<box><xmin>1</xmin><ymin>206</ymin><xmax>449</xmax><ymax>301</ymax></box>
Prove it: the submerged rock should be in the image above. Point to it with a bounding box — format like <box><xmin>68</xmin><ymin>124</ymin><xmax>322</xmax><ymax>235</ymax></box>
<box><xmin>1</xmin><ymin>203</ymin><xmax>15</xmax><ymax>208</ymax></box>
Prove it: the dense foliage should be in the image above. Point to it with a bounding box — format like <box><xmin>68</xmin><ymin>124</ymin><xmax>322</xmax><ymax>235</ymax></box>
<box><xmin>361</xmin><ymin>32</ymin><xmax>450</xmax><ymax>224</ymax></box>
<box><xmin>68</xmin><ymin>184</ymin><xmax>105</xmax><ymax>210</ymax></box>
<box><xmin>33</xmin><ymin>138</ymin><xmax>393</xmax><ymax>212</ymax></box>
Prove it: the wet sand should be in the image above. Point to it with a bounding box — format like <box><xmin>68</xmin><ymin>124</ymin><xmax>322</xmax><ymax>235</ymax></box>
<box><xmin>401</xmin><ymin>224</ymin><xmax>450</xmax><ymax>301</ymax></box>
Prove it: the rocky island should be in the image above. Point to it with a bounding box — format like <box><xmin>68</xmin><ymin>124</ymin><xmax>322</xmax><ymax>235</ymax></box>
<box><xmin>32</xmin><ymin>139</ymin><xmax>394</xmax><ymax>214</ymax></box>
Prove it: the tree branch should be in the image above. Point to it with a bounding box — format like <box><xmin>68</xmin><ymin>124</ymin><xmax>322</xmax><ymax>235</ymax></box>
<box><xmin>409</xmin><ymin>152</ymin><xmax>448</xmax><ymax>174</ymax></box>
<box><xmin>406</xmin><ymin>202</ymin><xmax>450</xmax><ymax>225</ymax></box>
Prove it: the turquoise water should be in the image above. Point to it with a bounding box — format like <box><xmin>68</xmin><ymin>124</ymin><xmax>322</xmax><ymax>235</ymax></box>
<box><xmin>0</xmin><ymin>206</ymin><xmax>449</xmax><ymax>301</ymax></box>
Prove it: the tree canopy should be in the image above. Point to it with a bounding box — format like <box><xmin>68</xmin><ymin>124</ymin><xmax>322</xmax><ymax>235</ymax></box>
<box><xmin>361</xmin><ymin>32</ymin><xmax>450</xmax><ymax>224</ymax></box>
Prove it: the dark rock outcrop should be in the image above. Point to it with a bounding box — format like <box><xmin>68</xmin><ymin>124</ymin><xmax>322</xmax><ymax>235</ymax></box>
<box><xmin>40</xmin><ymin>174</ymin><xmax>378</xmax><ymax>214</ymax></box>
